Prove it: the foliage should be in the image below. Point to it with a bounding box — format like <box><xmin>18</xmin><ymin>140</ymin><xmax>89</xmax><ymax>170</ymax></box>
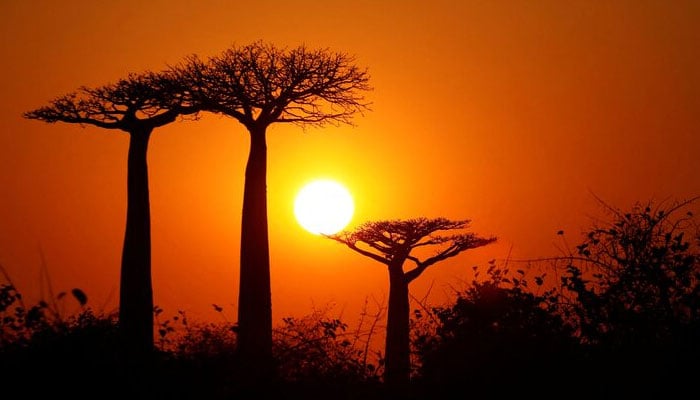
<box><xmin>149</xmin><ymin>306</ymin><xmax>240</xmax><ymax>399</ymax></box>
<box><xmin>560</xmin><ymin>198</ymin><xmax>700</xmax><ymax>341</ymax></box>
<box><xmin>3</xmin><ymin>199</ymin><xmax>699</xmax><ymax>398</ymax></box>
<box><xmin>413</xmin><ymin>261</ymin><xmax>579</xmax><ymax>396</ymax></box>
<box><xmin>147</xmin><ymin>302</ymin><xmax>384</xmax><ymax>398</ymax></box>
<box><xmin>1</xmin><ymin>282</ymin><xmax>120</xmax><ymax>398</ymax></box>
<box><xmin>272</xmin><ymin>305</ymin><xmax>383</xmax><ymax>384</ymax></box>
<box><xmin>2</xmin><ymin>288</ymin><xmax>383</xmax><ymax>398</ymax></box>
<box><xmin>0</xmin><ymin>281</ymin><xmax>103</xmax><ymax>349</ymax></box>
<box><xmin>155</xmin><ymin>306</ymin><xmax>237</xmax><ymax>358</ymax></box>
<box><xmin>557</xmin><ymin>197</ymin><xmax>700</xmax><ymax>395</ymax></box>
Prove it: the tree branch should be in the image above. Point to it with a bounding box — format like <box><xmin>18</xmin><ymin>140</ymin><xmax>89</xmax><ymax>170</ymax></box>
<box><xmin>325</xmin><ymin>234</ymin><xmax>389</xmax><ymax>265</ymax></box>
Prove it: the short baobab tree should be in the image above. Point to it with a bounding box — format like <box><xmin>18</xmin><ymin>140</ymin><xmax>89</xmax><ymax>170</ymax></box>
<box><xmin>175</xmin><ymin>41</ymin><xmax>372</xmax><ymax>379</ymax></box>
<box><xmin>24</xmin><ymin>72</ymin><xmax>197</xmax><ymax>361</ymax></box>
<box><xmin>328</xmin><ymin>218</ymin><xmax>496</xmax><ymax>386</ymax></box>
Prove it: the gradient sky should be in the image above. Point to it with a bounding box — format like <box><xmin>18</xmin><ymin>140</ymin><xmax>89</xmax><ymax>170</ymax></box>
<box><xmin>1</xmin><ymin>0</ymin><xmax>698</xmax><ymax>328</ymax></box>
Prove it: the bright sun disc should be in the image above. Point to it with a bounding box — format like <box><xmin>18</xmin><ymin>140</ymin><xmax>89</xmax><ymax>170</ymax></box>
<box><xmin>294</xmin><ymin>179</ymin><xmax>354</xmax><ymax>235</ymax></box>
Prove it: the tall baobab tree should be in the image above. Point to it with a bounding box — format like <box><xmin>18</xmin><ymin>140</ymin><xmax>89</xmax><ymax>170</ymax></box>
<box><xmin>176</xmin><ymin>41</ymin><xmax>371</xmax><ymax>379</ymax></box>
<box><xmin>24</xmin><ymin>72</ymin><xmax>197</xmax><ymax>361</ymax></box>
<box><xmin>328</xmin><ymin>218</ymin><xmax>496</xmax><ymax>386</ymax></box>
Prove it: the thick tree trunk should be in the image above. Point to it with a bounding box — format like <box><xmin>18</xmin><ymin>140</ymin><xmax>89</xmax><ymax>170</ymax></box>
<box><xmin>385</xmin><ymin>262</ymin><xmax>411</xmax><ymax>387</ymax></box>
<box><xmin>119</xmin><ymin>129</ymin><xmax>154</xmax><ymax>360</ymax></box>
<box><xmin>237</xmin><ymin>125</ymin><xmax>274</xmax><ymax>381</ymax></box>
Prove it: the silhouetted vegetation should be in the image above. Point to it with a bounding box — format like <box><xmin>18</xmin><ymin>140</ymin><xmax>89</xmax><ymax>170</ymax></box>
<box><xmin>4</xmin><ymin>199</ymin><xmax>699</xmax><ymax>398</ymax></box>
<box><xmin>0</xmin><ymin>282</ymin><xmax>383</xmax><ymax>399</ymax></box>
<box><xmin>412</xmin><ymin>263</ymin><xmax>581</xmax><ymax>398</ymax></box>
<box><xmin>554</xmin><ymin>197</ymin><xmax>700</xmax><ymax>397</ymax></box>
<box><xmin>0</xmin><ymin>278</ymin><xmax>123</xmax><ymax>397</ymax></box>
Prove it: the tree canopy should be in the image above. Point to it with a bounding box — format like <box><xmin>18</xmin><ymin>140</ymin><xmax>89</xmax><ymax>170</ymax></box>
<box><xmin>176</xmin><ymin>41</ymin><xmax>372</xmax><ymax>129</ymax></box>
<box><xmin>24</xmin><ymin>71</ymin><xmax>197</xmax><ymax>129</ymax></box>
<box><xmin>329</xmin><ymin>218</ymin><xmax>496</xmax><ymax>283</ymax></box>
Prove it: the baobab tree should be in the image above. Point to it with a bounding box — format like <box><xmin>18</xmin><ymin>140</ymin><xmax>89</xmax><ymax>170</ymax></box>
<box><xmin>328</xmin><ymin>218</ymin><xmax>496</xmax><ymax>386</ymax></box>
<box><xmin>175</xmin><ymin>41</ymin><xmax>371</xmax><ymax>379</ymax></box>
<box><xmin>24</xmin><ymin>72</ymin><xmax>197</xmax><ymax>361</ymax></box>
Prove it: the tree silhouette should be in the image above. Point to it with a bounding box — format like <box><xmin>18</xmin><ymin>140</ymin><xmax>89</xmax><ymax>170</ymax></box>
<box><xmin>23</xmin><ymin>72</ymin><xmax>197</xmax><ymax>361</ymax></box>
<box><xmin>328</xmin><ymin>218</ymin><xmax>496</xmax><ymax>387</ymax></box>
<box><xmin>175</xmin><ymin>41</ymin><xmax>371</xmax><ymax>380</ymax></box>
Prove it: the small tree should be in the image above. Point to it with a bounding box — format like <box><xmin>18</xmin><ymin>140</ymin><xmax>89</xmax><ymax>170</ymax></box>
<box><xmin>175</xmin><ymin>41</ymin><xmax>371</xmax><ymax>380</ymax></box>
<box><xmin>24</xmin><ymin>72</ymin><xmax>197</xmax><ymax>361</ymax></box>
<box><xmin>328</xmin><ymin>217</ymin><xmax>496</xmax><ymax>386</ymax></box>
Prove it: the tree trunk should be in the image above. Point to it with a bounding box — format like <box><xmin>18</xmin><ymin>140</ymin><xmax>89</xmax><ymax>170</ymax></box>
<box><xmin>237</xmin><ymin>125</ymin><xmax>274</xmax><ymax>382</ymax></box>
<box><xmin>385</xmin><ymin>261</ymin><xmax>411</xmax><ymax>387</ymax></box>
<box><xmin>119</xmin><ymin>129</ymin><xmax>154</xmax><ymax>361</ymax></box>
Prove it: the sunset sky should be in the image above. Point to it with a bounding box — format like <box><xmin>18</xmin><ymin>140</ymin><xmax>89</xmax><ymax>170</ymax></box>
<box><xmin>1</xmin><ymin>0</ymin><xmax>698</xmax><ymax>328</ymax></box>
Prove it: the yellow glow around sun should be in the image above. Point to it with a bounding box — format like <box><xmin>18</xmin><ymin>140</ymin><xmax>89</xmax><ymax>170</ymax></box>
<box><xmin>294</xmin><ymin>179</ymin><xmax>354</xmax><ymax>235</ymax></box>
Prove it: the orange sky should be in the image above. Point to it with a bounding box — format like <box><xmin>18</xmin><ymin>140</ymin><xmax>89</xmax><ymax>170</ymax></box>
<box><xmin>1</xmin><ymin>0</ymin><xmax>698</xmax><ymax>329</ymax></box>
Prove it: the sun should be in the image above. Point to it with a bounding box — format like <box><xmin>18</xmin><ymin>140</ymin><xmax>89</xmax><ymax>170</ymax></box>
<box><xmin>294</xmin><ymin>179</ymin><xmax>354</xmax><ymax>235</ymax></box>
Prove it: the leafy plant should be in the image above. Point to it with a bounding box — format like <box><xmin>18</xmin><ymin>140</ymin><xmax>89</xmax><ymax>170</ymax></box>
<box><xmin>413</xmin><ymin>261</ymin><xmax>578</xmax><ymax>396</ymax></box>
<box><xmin>556</xmin><ymin>198</ymin><xmax>700</xmax><ymax>395</ymax></box>
<box><xmin>273</xmin><ymin>303</ymin><xmax>383</xmax><ymax>384</ymax></box>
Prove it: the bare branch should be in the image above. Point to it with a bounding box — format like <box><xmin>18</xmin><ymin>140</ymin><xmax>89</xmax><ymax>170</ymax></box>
<box><xmin>324</xmin><ymin>233</ymin><xmax>389</xmax><ymax>265</ymax></box>
<box><xmin>404</xmin><ymin>235</ymin><xmax>497</xmax><ymax>283</ymax></box>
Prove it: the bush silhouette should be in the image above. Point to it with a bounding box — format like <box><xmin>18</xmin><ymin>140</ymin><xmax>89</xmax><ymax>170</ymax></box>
<box><xmin>558</xmin><ymin>198</ymin><xmax>700</xmax><ymax>396</ymax></box>
<box><xmin>2</xmin><ymin>199</ymin><xmax>699</xmax><ymax>399</ymax></box>
<box><xmin>413</xmin><ymin>263</ymin><xmax>580</xmax><ymax>397</ymax></box>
